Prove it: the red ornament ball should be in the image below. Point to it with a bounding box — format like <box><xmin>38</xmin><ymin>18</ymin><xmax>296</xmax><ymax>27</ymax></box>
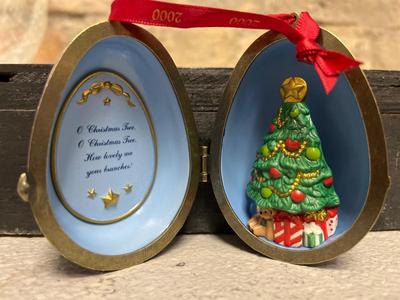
<box><xmin>323</xmin><ymin>176</ymin><xmax>334</xmax><ymax>187</ymax></box>
<box><xmin>291</xmin><ymin>190</ymin><xmax>305</xmax><ymax>203</ymax></box>
<box><xmin>285</xmin><ymin>138</ymin><xmax>301</xmax><ymax>151</ymax></box>
<box><xmin>269</xmin><ymin>124</ymin><xmax>276</xmax><ymax>133</ymax></box>
<box><xmin>269</xmin><ymin>167</ymin><xmax>282</xmax><ymax>179</ymax></box>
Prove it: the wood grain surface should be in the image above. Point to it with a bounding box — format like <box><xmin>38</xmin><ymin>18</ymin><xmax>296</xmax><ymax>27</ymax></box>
<box><xmin>0</xmin><ymin>65</ymin><xmax>398</xmax><ymax>235</ymax></box>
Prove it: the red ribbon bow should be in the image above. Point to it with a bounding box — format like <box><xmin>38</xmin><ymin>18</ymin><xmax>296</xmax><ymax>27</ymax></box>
<box><xmin>109</xmin><ymin>0</ymin><xmax>361</xmax><ymax>94</ymax></box>
<box><xmin>291</xmin><ymin>12</ymin><xmax>361</xmax><ymax>93</ymax></box>
<box><xmin>274</xmin><ymin>211</ymin><xmax>304</xmax><ymax>225</ymax></box>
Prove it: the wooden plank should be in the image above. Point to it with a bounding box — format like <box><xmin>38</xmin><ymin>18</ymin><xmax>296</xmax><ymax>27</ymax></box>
<box><xmin>366</xmin><ymin>70</ymin><xmax>400</xmax><ymax>114</ymax></box>
<box><xmin>0</xmin><ymin>65</ymin><xmax>51</xmax><ymax>110</ymax></box>
<box><xmin>0</xmin><ymin>111</ymin><xmax>37</xmax><ymax>235</ymax></box>
<box><xmin>374</xmin><ymin>114</ymin><xmax>400</xmax><ymax>230</ymax></box>
<box><xmin>0</xmin><ymin>65</ymin><xmax>398</xmax><ymax>235</ymax></box>
<box><xmin>4</xmin><ymin>66</ymin><xmax>397</xmax><ymax>113</ymax></box>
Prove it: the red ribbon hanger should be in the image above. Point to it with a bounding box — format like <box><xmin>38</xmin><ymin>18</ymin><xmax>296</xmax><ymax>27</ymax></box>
<box><xmin>109</xmin><ymin>0</ymin><xmax>361</xmax><ymax>94</ymax></box>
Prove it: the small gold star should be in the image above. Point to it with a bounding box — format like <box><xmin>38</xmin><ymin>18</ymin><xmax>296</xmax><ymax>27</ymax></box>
<box><xmin>123</xmin><ymin>183</ymin><xmax>133</xmax><ymax>193</ymax></box>
<box><xmin>87</xmin><ymin>188</ymin><xmax>97</xmax><ymax>199</ymax></box>
<box><xmin>101</xmin><ymin>189</ymin><xmax>119</xmax><ymax>208</ymax></box>
<box><xmin>280</xmin><ymin>77</ymin><xmax>307</xmax><ymax>103</ymax></box>
<box><xmin>103</xmin><ymin>97</ymin><xmax>112</xmax><ymax>106</ymax></box>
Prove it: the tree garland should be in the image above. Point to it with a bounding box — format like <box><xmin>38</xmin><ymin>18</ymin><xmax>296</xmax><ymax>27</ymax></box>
<box><xmin>257</xmin><ymin>140</ymin><xmax>308</xmax><ymax>160</ymax></box>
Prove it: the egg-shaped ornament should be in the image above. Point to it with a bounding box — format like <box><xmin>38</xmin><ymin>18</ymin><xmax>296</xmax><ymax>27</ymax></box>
<box><xmin>211</xmin><ymin>29</ymin><xmax>389</xmax><ymax>264</ymax></box>
<box><xmin>17</xmin><ymin>22</ymin><xmax>199</xmax><ymax>271</ymax></box>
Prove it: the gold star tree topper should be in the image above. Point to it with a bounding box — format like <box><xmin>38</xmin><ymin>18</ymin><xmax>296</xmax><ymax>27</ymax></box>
<box><xmin>280</xmin><ymin>77</ymin><xmax>308</xmax><ymax>103</ymax></box>
<box><xmin>101</xmin><ymin>189</ymin><xmax>119</xmax><ymax>208</ymax></box>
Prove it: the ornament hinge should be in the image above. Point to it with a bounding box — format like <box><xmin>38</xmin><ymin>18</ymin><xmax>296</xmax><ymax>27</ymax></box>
<box><xmin>200</xmin><ymin>145</ymin><xmax>209</xmax><ymax>183</ymax></box>
<box><xmin>17</xmin><ymin>173</ymin><xmax>30</xmax><ymax>203</ymax></box>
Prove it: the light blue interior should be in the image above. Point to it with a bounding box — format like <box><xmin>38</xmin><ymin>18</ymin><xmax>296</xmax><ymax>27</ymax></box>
<box><xmin>47</xmin><ymin>36</ymin><xmax>190</xmax><ymax>255</ymax></box>
<box><xmin>54</xmin><ymin>72</ymin><xmax>156</xmax><ymax>223</ymax></box>
<box><xmin>221</xmin><ymin>39</ymin><xmax>370</xmax><ymax>250</ymax></box>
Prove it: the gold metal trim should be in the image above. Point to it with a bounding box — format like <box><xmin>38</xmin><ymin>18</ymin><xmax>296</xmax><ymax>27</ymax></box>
<box><xmin>210</xmin><ymin>29</ymin><xmax>390</xmax><ymax>265</ymax></box>
<box><xmin>26</xmin><ymin>21</ymin><xmax>199</xmax><ymax>270</ymax></box>
<box><xmin>200</xmin><ymin>145</ymin><xmax>209</xmax><ymax>183</ymax></box>
<box><xmin>51</xmin><ymin>71</ymin><xmax>158</xmax><ymax>224</ymax></box>
<box><xmin>17</xmin><ymin>173</ymin><xmax>30</xmax><ymax>203</ymax></box>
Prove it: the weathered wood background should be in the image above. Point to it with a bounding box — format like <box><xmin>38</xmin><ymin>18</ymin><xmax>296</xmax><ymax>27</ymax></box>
<box><xmin>0</xmin><ymin>65</ymin><xmax>399</xmax><ymax>235</ymax></box>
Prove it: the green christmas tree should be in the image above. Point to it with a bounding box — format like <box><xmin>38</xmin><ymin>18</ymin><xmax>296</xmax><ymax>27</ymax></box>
<box><xmin>246</xmin><ymin>77</ymin><xmax>340</xmax><ymax>215</ymax></box>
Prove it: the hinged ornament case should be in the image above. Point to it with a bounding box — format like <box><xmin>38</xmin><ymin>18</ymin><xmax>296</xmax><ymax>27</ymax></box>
<box><xmin>18</xmin><ymin>21</ymin><xmax>199</xmax><ymax>271</ymax></box>
<box><xmin>17</xmin><ymin>20</ymin><xmax>389</xmax><ymax>269</ymax></box>
<box><xmin>210</xmin><ymin>29</ymin><xmax>389</xmax><ymax>264</ymax></box>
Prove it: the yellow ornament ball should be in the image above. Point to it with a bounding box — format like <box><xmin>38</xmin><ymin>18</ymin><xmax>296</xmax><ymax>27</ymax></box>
<box><xmin>306</xmin><ymin>147</ymin><xmax>321</xmax><ymax>161</ymax></box>
<box><xmin>259</xmin><ymin>145</ymin><xmax>270</xmax><ymax>157</ymax></box>
<box><xmin>260</xmin><ymin>187</ymin><xmax>273</xmax><ymax>199</ymax></box>
<box><xmin>290</xmin><ymin>108</ymin><xmax>300</xmax><ymax>118</ymax></box>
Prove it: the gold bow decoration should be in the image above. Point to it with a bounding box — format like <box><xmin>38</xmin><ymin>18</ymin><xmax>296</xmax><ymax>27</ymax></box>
<box><xmin>77</xmin><ymin>81</ymin><xmax>136</xmax><ymax>108</ymax></box>
<box><xmin>304</xmin><ymin>209</ymin><xmax>327</xmax><ymax>222</ymax></box>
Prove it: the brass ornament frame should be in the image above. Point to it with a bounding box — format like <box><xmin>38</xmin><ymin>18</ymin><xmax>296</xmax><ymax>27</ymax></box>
<box><xmin>51</xmin><ymin>71</ymin><xmax>158</xmax><ymax>224</ymax></box>
<box><xmin>210</xmin><ymin>29</ymin><xmax>390</xmax><ymax>264</ymax></box>
<box><xmin>26</xmin><ymin>21</ymin><xmax>199</xmax><ymax>270</ymax></box>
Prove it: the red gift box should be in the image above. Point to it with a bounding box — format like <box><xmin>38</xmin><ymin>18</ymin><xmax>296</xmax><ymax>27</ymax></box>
<box><xmin>273</xmin><ymin>212</ymin><xmax>304</xmax><ymax>247</ymax></box>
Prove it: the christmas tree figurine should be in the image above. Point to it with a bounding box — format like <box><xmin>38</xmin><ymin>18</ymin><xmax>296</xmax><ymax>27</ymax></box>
<box><xmin>247</xmin><ymin>77</ymin><xmax>340</xmax><ymax>248</ymax></box>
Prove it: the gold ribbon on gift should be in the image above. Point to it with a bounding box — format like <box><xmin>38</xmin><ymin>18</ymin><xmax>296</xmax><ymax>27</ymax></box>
<box><xmin>304</xmin><ymin>209</ymin><xmax>327</xmax><ymax>222</ymax></box>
